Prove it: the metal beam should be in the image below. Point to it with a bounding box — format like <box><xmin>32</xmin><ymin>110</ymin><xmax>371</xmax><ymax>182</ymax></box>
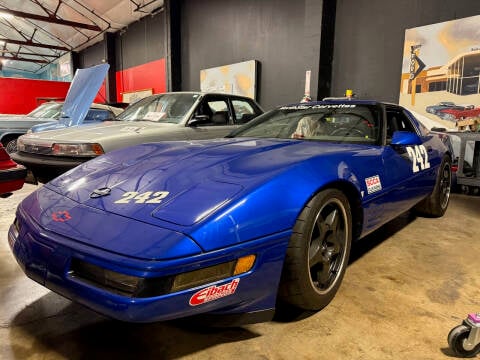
<box><xmin>3</xmin><ymin>50</ymin><xmax>58</xmax><ymax>58</ymax></box>
<box><xmin>2</xmin><ymin>38</ymin><xmax>69</xmax><ymax>51</ymax></box>
<box><xmin>0</xmin><ymin>55</ymin><xmax>48</xmax><ymax>63</ymax></box>
<box><xmin>0</xmin><ymin>8</ymin><xmax>101</xmax><ymax>31</ymax></box>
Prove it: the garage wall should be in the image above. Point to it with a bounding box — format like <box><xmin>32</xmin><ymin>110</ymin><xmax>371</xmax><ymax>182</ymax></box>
<box><xmin>114</xmin><ymin>12</ymin><xmax>167</xmax><ymax>102</ymax></box>
<box><xmin>332</xmin><ymin>0</ymin><xmax>480</xmax><ymax>102</ymax></box>
<box><xmin>0</xmin><ymin>78</ymin><xmax>70</xmax><ymax>114</ymax></box>
<box><xmin>180</xmin><ymin>0</ymin><xmax>324</xmax><ymax>109</ymax></box>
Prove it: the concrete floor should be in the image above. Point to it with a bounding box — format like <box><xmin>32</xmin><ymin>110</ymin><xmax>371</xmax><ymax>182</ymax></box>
<box><xmin>1</xmin><ymin>183</ymin><xmax>479</xmax><ymax>360</ymax></box>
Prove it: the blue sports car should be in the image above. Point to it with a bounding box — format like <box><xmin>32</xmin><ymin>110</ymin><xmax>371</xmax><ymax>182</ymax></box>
<box><xmin>8</xmin><ymin>100</ymin><xmax>452</xmax><ymax>324</ymax></box>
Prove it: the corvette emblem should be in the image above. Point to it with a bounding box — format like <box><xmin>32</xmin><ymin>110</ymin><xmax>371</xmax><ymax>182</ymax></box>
<box><xmin>90</xmin><ymin>187</ymin><xmax>112</xmax><ymax>198</ymax></box>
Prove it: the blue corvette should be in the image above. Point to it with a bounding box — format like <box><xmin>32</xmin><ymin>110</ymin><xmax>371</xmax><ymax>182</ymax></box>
<box><xmin>8</xmin><ymin>100</ymin><xmax>451</xmax><ymax>324</ymax></box>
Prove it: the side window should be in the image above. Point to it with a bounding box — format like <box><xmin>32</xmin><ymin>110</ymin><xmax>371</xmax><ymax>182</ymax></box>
<box><xmin>386</xmin><ymin>108</ymin><xmax>416</xmax><ymax>140</ymax></box>
<box><xmin>232</xmin><ymin>100</ymin><xmax>256</xmax><ymax>124</ymax></box>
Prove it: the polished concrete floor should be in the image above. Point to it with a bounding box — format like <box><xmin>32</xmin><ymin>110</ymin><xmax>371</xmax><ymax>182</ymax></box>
<box><xmin>1</xmin><ymin>184</ymin><xmax>479</xmax><ymax>360</ymax></box>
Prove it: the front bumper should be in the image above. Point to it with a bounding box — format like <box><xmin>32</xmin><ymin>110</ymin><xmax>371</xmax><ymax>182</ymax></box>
<box><xmin>9</xmin><ymin>204</ymin><xmax>289</xmax><ymax>324</ymax></box>
<box><xmin>11</xmin><ymin>151</ymin><xmax>91</xmax><ymax>181</ymax></box>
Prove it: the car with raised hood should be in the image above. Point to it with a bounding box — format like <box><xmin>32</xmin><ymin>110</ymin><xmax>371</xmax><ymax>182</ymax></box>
<box><xmin>0</xmin><ymin>64</ymin><xmax>123</xmax><ymax>154</ymax></box>
<box><xmin>12</xmin><ymin>91</ymin><xmax>263</xmax><ymax>182</ymax></box>
<box><xmin>0</xmin><ymin>144</ymin><xmax>26</xmax><ymax>197</ymax></box>
<box><xmin>8</xmin><ymin>99</ymin><xmax>452</xmax><ymax>325</ymax></box>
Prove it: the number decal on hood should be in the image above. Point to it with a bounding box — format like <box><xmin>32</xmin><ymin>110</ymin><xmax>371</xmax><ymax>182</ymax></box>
<box><xmin>114</xmin><ymin>191</ymin><xmax>170</xmax><ymax>204</ymax></box>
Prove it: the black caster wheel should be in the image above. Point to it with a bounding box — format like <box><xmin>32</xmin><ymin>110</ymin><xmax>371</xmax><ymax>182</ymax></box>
<box><xmin>448</xmin><ymin>324</ymin><xmax>480</xmax><ymax>357</ymax></box>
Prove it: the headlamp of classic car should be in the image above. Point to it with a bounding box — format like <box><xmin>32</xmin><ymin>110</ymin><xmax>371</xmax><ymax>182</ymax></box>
<box><xmin>69</xmin><ymin>255</ymin><xmax>256</xmax><ymax>298</ymax></box>
<box><xmin>51</xmin><ymin>143</ymin><xmax>104</xmax><ymax>157</ymax></box>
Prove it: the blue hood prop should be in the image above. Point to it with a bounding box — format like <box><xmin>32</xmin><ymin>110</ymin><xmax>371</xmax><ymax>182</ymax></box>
<box><xmin>59</xmin><ymin>64</ymin><xmax>109</xmax><ymax>127</ymax></box>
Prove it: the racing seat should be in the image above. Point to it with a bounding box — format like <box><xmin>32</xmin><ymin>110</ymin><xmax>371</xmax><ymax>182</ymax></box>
<box><xmin>211</xmin><ymin>111</ymin><xmax>229</xmax><ymax>125</ymax></box>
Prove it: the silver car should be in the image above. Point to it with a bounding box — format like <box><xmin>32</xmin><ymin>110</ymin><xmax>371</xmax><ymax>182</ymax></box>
<box><xmin>0</xmin><ymin>102</ymin><xmax>123</xmax><ymax>153</ymax></box>
<box><xmin>13</xmin><ymin>92</ymin><xmax>263</xmax><ymax>183</ymax></box>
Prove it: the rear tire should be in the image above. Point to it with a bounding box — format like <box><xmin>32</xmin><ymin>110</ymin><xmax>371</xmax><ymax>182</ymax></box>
<box><xmin>415</xmin><ymin>155</ymin><xmax>451</xmax><ymax>217</ymax></box>
<box><xmin>278</xmin><ymin>189</ymin><xmax>352</xmax><ymax>310</ymax></box>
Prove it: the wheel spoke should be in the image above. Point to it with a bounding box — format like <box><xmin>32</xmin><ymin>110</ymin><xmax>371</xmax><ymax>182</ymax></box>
<box><xmin>324</xmin><ymin>208</ymin><xmax>339</xmax><ymax>232</ymax></box>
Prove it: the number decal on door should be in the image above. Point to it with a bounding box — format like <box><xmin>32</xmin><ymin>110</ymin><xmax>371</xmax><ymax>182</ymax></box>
<box><xmin>114</xmin><ymin>191</ymin><xmax>170</xmax><ymax>204</ymax></box>
<box><xmin>406</xmin><ymin>145</ymin><xmax>430</xmax><ymax>173</ymax></box>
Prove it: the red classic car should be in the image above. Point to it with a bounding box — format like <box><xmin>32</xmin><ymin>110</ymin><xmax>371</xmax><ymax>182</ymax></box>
<box><xmin>437</xmin><ymin>105</ymin><xmax>480</xmax><ymax>121</ymax></box>
<box><xmin>0</xmin><ymin>144</ymin><xmax>26</xmax><ymax>197</ymax></box>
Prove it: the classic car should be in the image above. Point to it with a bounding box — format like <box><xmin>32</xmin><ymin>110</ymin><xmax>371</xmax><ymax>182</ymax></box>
<box><xmin>425</xmin><ymin>101</ymin><xmax>465</xmax><ymax>115</ymax></box>
<box><xmin>8</xmin><ymin>100</ymin><xmax>451</xmax><ymax>324</ymax></box>
<box><xmin>0</xmin><ymin>144</ymin><xmax>26</xmax><ymax>197</ymax></box>
<box><xmin>0</xmin><ymin>64</ymin><xmax>123</xmax><ymax>154</ymax></box>
<box><xmin>436</xmin><ymin>106</ymin><xmax>480</xmax><ymax>122</ymax></box>
<box><xmin>0</xmin><ymin>102</ymin><xmax>123</xmax><ymax>153</ymax></box>
<box><xmin>12</xmin><ymin>92</ymin><xmax>263</xmax><ymax>183</ymax></box>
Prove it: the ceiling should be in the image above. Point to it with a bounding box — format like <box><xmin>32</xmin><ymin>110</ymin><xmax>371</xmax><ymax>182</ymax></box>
<box><xmin>0</xmin><ymin>0</ymin><xmax>164</xmax><ymax>74</ymax></box>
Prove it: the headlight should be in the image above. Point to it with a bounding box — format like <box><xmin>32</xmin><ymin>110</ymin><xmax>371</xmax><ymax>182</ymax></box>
<box><xmin>69</xmin><ymin>254</ymin><xmax>256</xmax><ymax>298</ymax></box>
<box><xmin>51</xmin><ymin>143</ymin><xmax>104</xmax><ymax>157</ymax></box>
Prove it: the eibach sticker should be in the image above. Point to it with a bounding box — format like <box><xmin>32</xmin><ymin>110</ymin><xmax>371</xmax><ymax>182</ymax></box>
<box><xmin>189</xmin><ymin>278</ymin><xmax>240</xmax><ymax>306</ymax></box>
<box><xmin>365</xmin><ymin>175</ymin><xmax>382</xmax><ymax>194</ymax></box>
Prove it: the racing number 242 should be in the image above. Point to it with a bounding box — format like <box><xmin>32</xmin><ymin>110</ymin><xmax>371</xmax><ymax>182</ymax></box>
<box><xmin>406</xmin><ymin>145</ymin><xmax>430</xmax><ymax>173</ymax></box>
<box><xmin>114</xmin><ymin>191</ymin><xmax>169</xmax><ymax>204</ymax></box>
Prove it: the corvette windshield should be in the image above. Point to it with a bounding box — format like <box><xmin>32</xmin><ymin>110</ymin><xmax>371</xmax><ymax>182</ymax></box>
<box><xmin>116</xmin><ymin>93</ymin><xmax>199</xmax><ymax>124</ymax></box>
<box><xmin>231</xmin><ymin>104</ymin><xmax>382</xmax><ymax>144</ymax></box>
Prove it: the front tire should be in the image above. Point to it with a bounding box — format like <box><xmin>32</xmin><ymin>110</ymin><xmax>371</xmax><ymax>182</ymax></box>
<box><xmin>415</xmin><ymin>155</ymin><xmax>451</xmax><ymax>217</ymax></box>
<box><xmin>278</xmin><ymin>189</ymin><xmax>352</xmax><ymax>310</ymax></box>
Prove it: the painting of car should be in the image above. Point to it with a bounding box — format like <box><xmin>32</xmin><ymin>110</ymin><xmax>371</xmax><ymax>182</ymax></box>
<box><xmin>0</xmin><ymin>144</ymin><xmax>26</xmax><ymax>198</ymax></box>
<box><xmin>425</xmin><ymin>101</ymin><xmax>458</xmax><ymax>114</ymax></box>
<box><xmin>12</xmin><ymin>92</ymin><xmax>263</xmax><ymax>183</ymax></box>
<box><xmin>436</xmin><ymin>106</ymin><xmax>480</xmax><ymax>122</ymax></box>
<box><xmin>8</xmin><ymin>99</ymin><xmax>452</xmax><ymax>325</ymax></box>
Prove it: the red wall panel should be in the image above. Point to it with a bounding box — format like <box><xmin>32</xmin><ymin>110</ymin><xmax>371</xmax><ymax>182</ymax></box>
<box><xmin>0</xmin><ymin>78</ymin><xmax>71</xmax><ymax>114</ymax></box>
<box><xmin>115</xmin><ymin>58</ymin><xmax>166</xmax><ymax>102</ymax></box>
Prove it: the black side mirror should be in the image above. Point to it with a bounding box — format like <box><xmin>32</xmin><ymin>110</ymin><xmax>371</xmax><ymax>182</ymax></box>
<box><xmin>189</xmin><ymin>115</ymin><xmax>210</xmax><ymax>126</ymax></box>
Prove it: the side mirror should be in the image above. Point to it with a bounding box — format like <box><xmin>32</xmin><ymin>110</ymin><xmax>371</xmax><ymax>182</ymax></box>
<box><xmin>189</xmin><ymin>114</ymin><xmax>210</xmax><ymax>126</ymax></box>
<box><xmin>391</xmin><ymin>131</ymin><xmax>422</xmax><ymax>146</ymax></box>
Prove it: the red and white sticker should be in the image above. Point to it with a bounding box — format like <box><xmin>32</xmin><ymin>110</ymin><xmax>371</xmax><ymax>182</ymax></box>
<box><xmin>365</xmin><ymin>175</ymin><xmax>382</xmax><ymax>194</ymax></box>
<box><xmin>189</xmin><ymin>278</ymin><xmax>240</xmax><ymax>306</ymax></box>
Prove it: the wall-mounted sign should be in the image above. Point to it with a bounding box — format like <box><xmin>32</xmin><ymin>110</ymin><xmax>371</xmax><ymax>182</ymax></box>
<box><xmin>200</xmin><ymin>60</ymin><xmax>258</xmax><ymax>99</ymax></box>
<box><xmin>122</xmin><ymin>88</ymin><xmax>153</xmax><ymax>103</ymax></box>
<box><xmin>399</xmin><ymin>15</ymin><xmax>480</xmax><ymax>130</ymax></box>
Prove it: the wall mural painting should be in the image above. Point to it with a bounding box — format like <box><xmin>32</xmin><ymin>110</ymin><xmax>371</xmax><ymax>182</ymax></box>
<box><xmin>399</xmin><ymin>15</ymin><xmax>480</xmax><ymax>131</ymax></box>
<box><xmin>200</xmin><ymin>60</ymin><xmax>258</xmax><ymax>100</ymax></box>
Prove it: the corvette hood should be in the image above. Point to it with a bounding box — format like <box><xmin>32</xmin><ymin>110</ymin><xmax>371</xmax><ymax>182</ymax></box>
<box><xmin>45</xmin><ymin>138</ymin><xmax>365</xmax><ymax>228</ymax></box>
<box><xmin>58</xmin><ymin>64</ymin><xmax>109</xmax><ymax>127</ymax></box>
